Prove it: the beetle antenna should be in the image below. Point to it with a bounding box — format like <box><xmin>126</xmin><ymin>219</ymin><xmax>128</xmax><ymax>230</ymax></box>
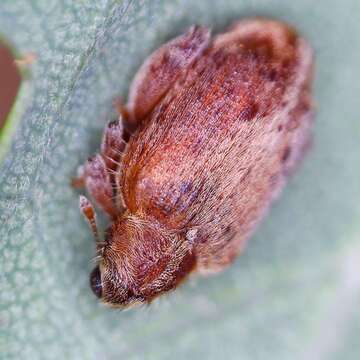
<box><xmin>79</xmin><ymin>195</ymin><xmax>100</xmax><ymax>242</ymax></box>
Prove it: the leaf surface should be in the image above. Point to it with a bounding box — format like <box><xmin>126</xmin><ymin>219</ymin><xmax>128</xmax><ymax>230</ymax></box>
<box><xmin>0</xmin><ymin>1</ymin><xmax>359</xmax><ymax>359</ymax></box>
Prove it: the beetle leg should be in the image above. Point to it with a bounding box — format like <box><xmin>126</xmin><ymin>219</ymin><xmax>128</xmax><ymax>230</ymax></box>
<box><xmin>126</xmin><ymin>25</ymin><xmax>211</xmax><ymax>123</ymax></box>
<box><xmin>81</xmin><ymin>154</ymin><xmax>119</xmax><ymax>219</ymax></box>
<box><xmin>113</xmin><ymin>97</ymin><xmax>139</xmax><ymax>134</ymax></box>
<box><xmin>113</xmin><ymin>97</ymin><xmax>130</xmax><ymax>122</ymax></box>
<box><xmin>72</xmin><ymin>119</ymin><xmax>125</xmax><ymax>217</ymax></box>
<box><xmin>100</xmin><ymin>118</ymin><xmax>126</xmax><ymax>173</ymax></box>
<box><xmin>71</xmin><ymin>119</ymin><xmax>124</xmax><ymax>191</ymax></box>
<box><xmin>71</xmin><ymin>165</ymin><xmax>86</xmax><ymax>188</ymax></box>
<box><xmin>100</xmin><ymin>118</ymin><xmax>127</xmax><ymax>211</ymax></box>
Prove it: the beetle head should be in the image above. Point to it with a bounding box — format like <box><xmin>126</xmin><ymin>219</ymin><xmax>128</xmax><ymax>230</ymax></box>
<box><xmin>90</xmin><ymin>215</ymin><xmax>195</xmax><ymax>308</ymax></box>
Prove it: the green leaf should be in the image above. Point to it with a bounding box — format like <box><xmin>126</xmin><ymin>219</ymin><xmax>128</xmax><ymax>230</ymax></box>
<box><xmin>1</xmin><ymin>1</ymin><xmax>359</xmax><ymax>359</ymax></box>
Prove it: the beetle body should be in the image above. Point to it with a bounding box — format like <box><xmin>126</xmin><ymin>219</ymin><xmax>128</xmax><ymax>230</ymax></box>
<box><xmin>77</xmin><ymin>18</ymin><xmax>314</xmax><ymax>307</ymax></box>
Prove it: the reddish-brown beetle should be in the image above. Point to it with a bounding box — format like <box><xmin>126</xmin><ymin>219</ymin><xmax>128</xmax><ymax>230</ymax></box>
<box><xmin>74</xmin><ymin>18</ymin><xmax>314</xmax><ymax>308</ymax></box>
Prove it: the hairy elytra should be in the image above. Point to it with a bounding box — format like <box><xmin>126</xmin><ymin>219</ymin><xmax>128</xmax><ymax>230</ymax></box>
<box><xmin>75</xmin><ymin>18</ymin><xmax>314</xmax><ymax>308</ymax></box>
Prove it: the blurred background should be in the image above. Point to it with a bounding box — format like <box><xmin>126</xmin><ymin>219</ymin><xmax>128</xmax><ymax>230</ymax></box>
<box><xmin>0</xmin><ymin>1</ymin><xmax>359</xmax><ymax>359</ymax></box>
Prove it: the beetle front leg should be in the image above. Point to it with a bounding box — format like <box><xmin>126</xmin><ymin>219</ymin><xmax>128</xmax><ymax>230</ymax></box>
<box><xmin>82</xmin><ymin>154</ymin><xmax>119</xmax><ymax>219</ymax></box>
<box><xmin>73</xmin><ymin>118</ymin><xmax>125</xmax><ymax>218</ymax></box>
<box><xmin>100</xmin><ymin>118</ymin><xmax>126</xmax><ymax>173</ymax></box>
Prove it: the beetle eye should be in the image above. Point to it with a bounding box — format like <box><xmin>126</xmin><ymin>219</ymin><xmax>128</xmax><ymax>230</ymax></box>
<box><xmin>90</xmin><ymin>266</ymin><xmax>102</xmax><ymax>298</ymax></box>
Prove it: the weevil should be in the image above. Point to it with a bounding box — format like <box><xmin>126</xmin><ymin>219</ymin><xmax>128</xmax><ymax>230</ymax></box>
<box><xmin>74</xmin><ymin>18</ymin><xmax>314</xmax><ymax>307</ymax></box>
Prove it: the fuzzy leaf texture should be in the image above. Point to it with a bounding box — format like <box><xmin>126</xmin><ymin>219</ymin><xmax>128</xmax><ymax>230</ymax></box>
<box><xmin>0</xmin><ymin>1</ymin><xmax>360</xmax><ymax>359</ymax></box>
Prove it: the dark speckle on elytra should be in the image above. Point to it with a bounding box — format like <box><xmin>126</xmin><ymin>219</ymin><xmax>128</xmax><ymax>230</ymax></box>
<box><xmin>240</xmin><ymin>102</ymin><xmax>259</xmax><ymax>121</ymax></box>
<box><xmin>224</xmin><ymin>225</ymin><xmax>232</xmax><ymax>234</ymax></box>
<box><xmin>268</xmin><ymin>68</ymin><xmax>278</xmax><ymax>81</ymax></box>
<box><xmin>180</xmin><ymin>181</ymin><xmax>193</xmax><ymax>194</ymax></box>
<box><xmin>282</xmin><ymin>146</ymin><xmax>291</xmax><ymax>162</ymax></box>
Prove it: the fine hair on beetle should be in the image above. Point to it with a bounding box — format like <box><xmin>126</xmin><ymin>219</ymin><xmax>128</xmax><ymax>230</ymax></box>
<box><xmin>73</xmin><ymin>17</ymin><xmax>314</xmax><ymax>308</ymax></box>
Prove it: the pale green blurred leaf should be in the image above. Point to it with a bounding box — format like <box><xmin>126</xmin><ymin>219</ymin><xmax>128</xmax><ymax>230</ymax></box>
<box><xmin>0</xmin><ymin>1</ymin><xmax>359</xmax><ymax>359</ymax></box>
